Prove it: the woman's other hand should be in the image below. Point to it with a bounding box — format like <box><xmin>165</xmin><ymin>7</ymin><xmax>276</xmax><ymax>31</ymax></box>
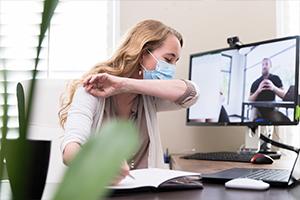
<box><xmin>83</xmin><ymin>73</ymin><xmax>128</xmax><ymax>97</ymax></box>
<box><xmin>110</xmin><ymin>161</ymin><xmax>130</xmax><ymax>186</ymax></box>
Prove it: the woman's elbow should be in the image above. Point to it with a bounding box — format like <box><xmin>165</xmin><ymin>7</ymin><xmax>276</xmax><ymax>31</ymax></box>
<box><xmin>178</xmin><ymin>84</ymin><xmax>200</xmax><ymax>108</ymax></box>
<box><xmin>185</xmin><ymin>82</ymin><xmax>200</xmax><ymax>108</ymax></box>
<box><xmin>180</xmin><ymin>94</ymin><xmax>199</xmax><ymax>108</ymax></box>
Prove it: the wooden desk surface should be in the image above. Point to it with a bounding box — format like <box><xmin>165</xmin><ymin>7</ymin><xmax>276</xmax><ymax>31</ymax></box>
<box><xmin>170</xmin><ymin>153</ymin><xmax>296</xmax><ymax>174</ymax></box>
<box><xmin>106</xmin><ymin>154</ymin><xmax>300</xmax><ymax>200</ymax></box>
<box><xmin>105</xmin><ymin>184</ymin><xmax>300</xmax><ymax>200</ymax></box>
<box><xmin>1</xmin><ymin>177</ymin><xmax>299</xmax><ymax>200</ymax></box>
<box><xmin>1</xmin><ymin>154</ymin><xmax>299</xmax><ymax>200</ymax></box>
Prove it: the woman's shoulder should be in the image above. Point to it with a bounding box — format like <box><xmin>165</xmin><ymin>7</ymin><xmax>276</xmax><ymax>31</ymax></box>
<box><xmin>69</xmin><ymin>86</ymin><xmax>106</xmax><ymax>117</ymax></box>
<box><xmin>73</xmin><ymin>86</ymin><xmax>103</xmax><ymax>104</ymax></box>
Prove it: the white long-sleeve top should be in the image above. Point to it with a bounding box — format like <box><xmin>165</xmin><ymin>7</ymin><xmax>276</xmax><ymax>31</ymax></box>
<box><xmin>61</xmin><ymin>80</ymin><xmax>199</xmax><ymax>168</ymax></box>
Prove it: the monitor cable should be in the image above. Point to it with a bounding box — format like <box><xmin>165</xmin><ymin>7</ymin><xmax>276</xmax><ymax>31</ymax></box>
<box><xmin>260</xmin><ymin>133</ymin><xmax>300</xmax><ymax>154</ymax></box>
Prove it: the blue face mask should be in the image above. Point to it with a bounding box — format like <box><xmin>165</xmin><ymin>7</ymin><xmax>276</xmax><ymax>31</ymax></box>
<box><xmin>142</xmin><ymin>50</ymin><xmax>176</xmax><ymax>80</ymax></box>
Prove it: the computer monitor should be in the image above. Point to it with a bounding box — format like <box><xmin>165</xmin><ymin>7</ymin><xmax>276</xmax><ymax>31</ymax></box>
<box><xmin>187</xmin><ymin>36</ymin><xmax>299</xmax><ymax>127</ymax></box>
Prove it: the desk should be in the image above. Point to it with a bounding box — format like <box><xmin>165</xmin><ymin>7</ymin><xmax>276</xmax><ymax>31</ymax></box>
<box><xmin>107</xmin><ymin>184</ymin><xmax>300</xmax><ymax>200</ymax></box>
<box><xmin>241</xmin><ymin>101</ymin><xmax>294</xmax><ymax>122</ymax></box>
<box><xmin>170</xmin><ymin>154</ymin><xmax>295</xmax><ymax>173</ymax></box>
<box><xmin>166</xmin><ymin>154</ymin><xmax>300</xmax><ymax>200</ymax></box>
<box><xmin>2</xmin><ymin>181</ymin><xmax>299</xmax><ymax>200</ymax></box>
<box><xmin>1</xmin><ymin>155</ymin><xmax>299</xmax><ymax>200</ymax></box>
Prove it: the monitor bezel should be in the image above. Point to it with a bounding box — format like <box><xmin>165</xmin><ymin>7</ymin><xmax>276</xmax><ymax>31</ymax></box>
<box><xmin>187</xmin><ymin>35</ymin><xmax>300</xmax><ymax>126</ymax></box>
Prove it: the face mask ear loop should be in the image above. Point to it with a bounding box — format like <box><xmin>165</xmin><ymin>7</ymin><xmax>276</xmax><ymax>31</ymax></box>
<box><xmin>147</xmin><ymin>49</ymin><xmax>159</xmax><ymax>63</ymax></box>
<box><xmin>140</xmin><ymin>50</ymin><xmax>150</xmax><ymax>72</ymax></box>
<box><xmin>140</xmin><ymin>64</ymin><xmax>148</xmax><ymax>71</ymax></box>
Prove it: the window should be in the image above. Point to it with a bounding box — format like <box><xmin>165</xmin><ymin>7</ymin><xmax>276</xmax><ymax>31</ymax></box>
<box><xmin>220</xmin><ymin>55</ymin><xmax>232</xmax><ymax>105</ymax></box>
<box><xmin>276</xmin><ymin>0</ymin><xmax>300</xmax><ymax>149</ymax></box>
<box><xmin>276</xmin><ymin>0</ymin><xmax>300</xmax><ymax>37</ymax></box>
<box><xmin>0</xmin><ymin>0</ymin><xmax>118</xmax><ymax>137</ymax></box>
<box><xmin>49</xmin><ymin>0</ymin><xmax>114</xmax><ymax>78</ymax></box>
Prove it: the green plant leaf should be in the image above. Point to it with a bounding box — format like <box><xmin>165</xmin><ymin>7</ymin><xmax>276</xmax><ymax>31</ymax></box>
<box><xmin>16</xmin><ymin>83</ymin><xmax>26</xmax><ymax>137</ymax></box>
<box><xmin>35</xmin><ymin>0</ymin><xmax>59</xmax><ymax>68</ymax></box>
<box><xmin>296</xmin><ymin>105</ymin><xmax>300</xmax><ymax>121</ymax></box>
<box><xmin>53</xmin><ymin>120</ymin><xmax>139</xmax><ymax>200</ymax></box>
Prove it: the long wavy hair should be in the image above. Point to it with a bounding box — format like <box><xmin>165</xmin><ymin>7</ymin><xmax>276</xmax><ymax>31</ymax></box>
<box><xmin>58</xmin><ymin>19</ymin><xmax>183</xmax><ymax>128</ymax></box>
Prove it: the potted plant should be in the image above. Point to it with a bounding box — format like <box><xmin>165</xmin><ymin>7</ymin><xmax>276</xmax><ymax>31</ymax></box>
<box><xmin>0</xmin><ymin>0</ymin><xmax>59</xmax><ymax>199</ymax></box>
<box><xmin>0</xmin><ymin>0</ymin><xmax>138</xmax><ymax>199</ymax></box>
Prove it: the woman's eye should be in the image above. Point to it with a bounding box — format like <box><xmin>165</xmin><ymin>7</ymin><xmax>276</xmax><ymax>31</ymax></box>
<box><xmin>164</xmin><ymin>58</ymin><xmax>172</xmax><ymax>63</ymax></box>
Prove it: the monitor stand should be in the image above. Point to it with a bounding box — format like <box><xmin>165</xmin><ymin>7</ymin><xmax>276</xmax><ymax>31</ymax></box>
<box><xmin>239</xmin><ymin>125</ymin><xmax>281</xmax><ymax>158</ymax></box>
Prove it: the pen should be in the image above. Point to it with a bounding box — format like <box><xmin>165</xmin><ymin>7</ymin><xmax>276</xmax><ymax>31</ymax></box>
<box><xmin>128</xmin><ymin>173</ymin><xmax>135</xmax><ymax>180</ymax></box>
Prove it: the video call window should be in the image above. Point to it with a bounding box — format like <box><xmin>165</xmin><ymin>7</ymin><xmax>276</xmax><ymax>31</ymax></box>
<box><xmin>188</xmin><ymin>37</ymin><xmax>299</xmax><ymax>125</ymax></box>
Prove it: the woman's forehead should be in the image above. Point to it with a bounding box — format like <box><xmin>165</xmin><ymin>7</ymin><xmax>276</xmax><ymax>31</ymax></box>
<box><xmin>158</xmin><ymin>35</ymin><xmax>181</xmax><ymax>58</ymax></box>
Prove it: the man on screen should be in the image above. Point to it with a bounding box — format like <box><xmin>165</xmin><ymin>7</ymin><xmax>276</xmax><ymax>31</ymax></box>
<box><xmin>249</xmin><ymin>58</ymin><xmax>289</xmax><ymax>122</ymax></box>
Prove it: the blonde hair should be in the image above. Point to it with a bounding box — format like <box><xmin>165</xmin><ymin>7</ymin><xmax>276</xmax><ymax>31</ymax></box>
<box><xmin>58</xmin><ymin>19</ymin><xmax>183</xmax><ymax>128</ymax></box>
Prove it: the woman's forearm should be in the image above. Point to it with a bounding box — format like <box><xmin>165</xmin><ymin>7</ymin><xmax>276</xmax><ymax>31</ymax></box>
<box><xmin>125</xmin><ymin>79</ymin><xmax>187</xmax><ymax>102</ymax></box>
<box><xmin>62</xmin><ymin>142</ymin><xmax>81</xmax><ymax>166</ymax></box>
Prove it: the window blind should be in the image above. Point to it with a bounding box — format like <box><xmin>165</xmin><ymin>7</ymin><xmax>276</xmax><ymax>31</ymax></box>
<box><xmin>0</xmin><ymin>0</ymin><xmax>46</xmax><ymax>138</ymax></box>
<box><xmin>0</xmin><ymin>0</ymin><xmax>115</xmax><ymax>138</ymax></box>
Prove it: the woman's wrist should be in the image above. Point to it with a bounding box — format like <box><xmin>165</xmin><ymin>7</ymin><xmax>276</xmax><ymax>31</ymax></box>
<box><xmin>123</xmin><ymin>77</ymin><xmax>140</xmax><ymax>94</ymax></box>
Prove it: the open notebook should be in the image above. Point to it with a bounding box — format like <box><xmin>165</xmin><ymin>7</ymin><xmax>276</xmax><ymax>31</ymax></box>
<box><xmin>109</xmin><ymin>168</ymin><xmax>202</xmax><ymax>194</ymax></box>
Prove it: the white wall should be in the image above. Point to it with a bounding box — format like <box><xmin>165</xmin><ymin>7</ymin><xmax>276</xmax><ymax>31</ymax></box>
<box><xmin>119</xmin><ymin>0</ymin><xmax>276</xmax><ymax>153</ymax></box>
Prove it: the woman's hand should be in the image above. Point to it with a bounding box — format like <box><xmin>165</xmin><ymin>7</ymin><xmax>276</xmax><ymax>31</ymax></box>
<box><xmin>83</xmin><ymin>73</ymin><xmax>128</xmax><ymax>98</ymax></box>
<box><xmin>110</xmin><ymin>161</ymin><xmax>130</xmax><ymax>186</ymax></box>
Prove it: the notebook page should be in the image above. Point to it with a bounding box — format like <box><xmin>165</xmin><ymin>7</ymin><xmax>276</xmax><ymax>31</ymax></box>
<box><xmin>109</xmin><ymin>168</ymin><xmax>200</xmax><ymax>189</ymax></box>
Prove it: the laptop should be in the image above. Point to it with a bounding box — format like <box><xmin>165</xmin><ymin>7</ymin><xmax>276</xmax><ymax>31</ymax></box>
<box><xmin>283</xmin><ymin>85</ymin><xmax>295</xmax><ymax>101</ymax></box>
<box><xmin>202</xmin><ymin>152</ymin><xmax>300</xmax><ymax>187</ymax></box>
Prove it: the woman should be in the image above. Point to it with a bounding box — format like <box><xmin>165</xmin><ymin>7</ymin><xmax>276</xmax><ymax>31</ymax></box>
<box><xmin>59</xmin><ymin>19</ymin><xmax>199</xmax><ymax>185</ymax></box>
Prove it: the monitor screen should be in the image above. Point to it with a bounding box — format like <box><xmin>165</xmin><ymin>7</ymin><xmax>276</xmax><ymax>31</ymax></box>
<box><xmin>187</xmin><ymin>36</ymin><xmax>299</xmax><ymax>126</ymax></box>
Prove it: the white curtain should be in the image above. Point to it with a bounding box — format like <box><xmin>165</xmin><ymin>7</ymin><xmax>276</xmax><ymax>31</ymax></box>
<box><xmin>276</xmin><ymin>0</ymin><xmax>300</xmax><ymax>179</ymax></box>
<box><xmin>276</xmin><ymin>0</ymin><xmax>300</xmax><ymax>149</ymax></box>
<box><xmin>276</xmin><ymin>0</ymin><xmax>300</xmax><ymax>37</ymax></box>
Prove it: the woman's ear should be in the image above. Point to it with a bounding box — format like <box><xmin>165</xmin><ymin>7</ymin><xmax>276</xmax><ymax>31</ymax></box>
<box><xmin>141</xmin><ymin>49</ymin><xmax>149</xmax><ymax>60</ymax></box>
<box><xmin>139</xmin><ymin>49</ymin><xmax>148</xmax><ymax>66</ymax></box>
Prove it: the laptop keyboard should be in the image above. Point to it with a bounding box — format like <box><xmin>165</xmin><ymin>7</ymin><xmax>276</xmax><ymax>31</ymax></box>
<box><xmin>242</xmin><ymin>169</ymin><xmax>290</xmax><ymax>181</ymax></box>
